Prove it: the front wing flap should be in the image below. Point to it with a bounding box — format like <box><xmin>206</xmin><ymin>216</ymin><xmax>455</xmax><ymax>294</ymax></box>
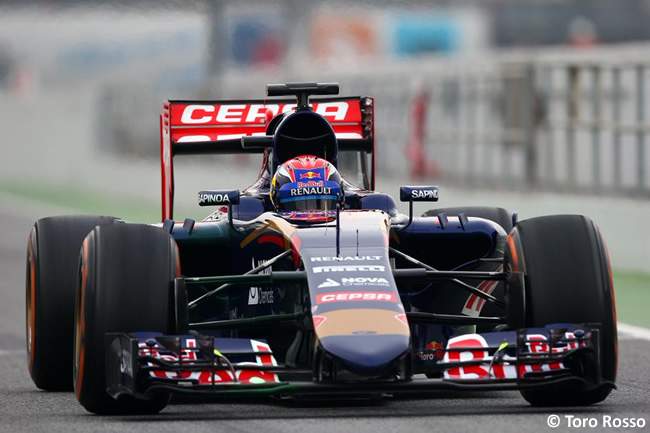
<box><xmin>105</xmin><ymin>332</ymin><xmax>283</xmax><ymax>400</ymax></box>
<box><xmin>433</xmin><ymin>324</ymin><xmax>606</xmax><ymax>385</ymax></box>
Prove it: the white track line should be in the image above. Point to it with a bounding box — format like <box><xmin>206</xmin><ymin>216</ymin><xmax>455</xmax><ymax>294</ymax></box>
<box><xmin>618</xmin><ymin>322</ymin><xmax>650</xmax><ymax>341</ymax></box>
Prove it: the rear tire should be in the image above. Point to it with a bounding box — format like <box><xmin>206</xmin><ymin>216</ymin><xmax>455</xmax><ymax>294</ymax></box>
<box><xmin>506</xmin><ymin>215</ymin><xmax>617</xmax><ymax>406</ymax></box>
<box><xmin>26</xmin><ymin>215</ymin><xmax>118</xmax><ymax>391</ymax></box>
<box><xmin>73</xmin><ymin>223</ymin><xmax>179</xmax><ymax>414</ymax></box>
<box><xmin>422</xmin><ymin>206</ymin><xmax>513</xmax><ymax>233</ymax></box>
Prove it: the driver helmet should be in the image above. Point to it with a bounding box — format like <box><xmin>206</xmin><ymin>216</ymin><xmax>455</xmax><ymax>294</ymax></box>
<box><xmin>270</xmin><ymin>155</ymin><xmax>344</xmax><ymax>211</ymax></box>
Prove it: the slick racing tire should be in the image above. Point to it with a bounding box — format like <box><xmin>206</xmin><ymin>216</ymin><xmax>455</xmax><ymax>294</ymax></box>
<box><xmin>73</xmin><ymin>223</ymin><xmax>179</xmax><ymax>415</ymax></box>
<box><xmin>422</xmin><ymin>206</ymin><xmax>513</xmax><ymax>233</ymax></box>
<box><xmin>506</xmin><ymin>215</ymin><xmax>617</xmax><ymax>406</ymax></box>
<box><xmin>26</xmin><ymin>215</ymin><xmax>118</xmax><ymax>391</ymax></box>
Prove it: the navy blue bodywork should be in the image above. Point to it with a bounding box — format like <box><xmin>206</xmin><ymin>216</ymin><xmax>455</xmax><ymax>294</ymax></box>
<box><xmin>169</xmin><ymin>202</ymin><xmax>506</xmax><ymax>375</ymax></box>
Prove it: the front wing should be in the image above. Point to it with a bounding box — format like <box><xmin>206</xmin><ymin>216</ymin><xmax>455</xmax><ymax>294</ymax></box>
<box><xmin>105</xmin><ymin>325</ymin><xmax>615</xmax><ymax>400</ymax></box>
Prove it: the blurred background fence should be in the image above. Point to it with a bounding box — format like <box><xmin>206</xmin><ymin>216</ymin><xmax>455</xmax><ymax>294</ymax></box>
<box><xmin>3</xmin><ymin>0</ymin><xmax>649</xmax><ymax>196</ymax></box>
<box><xmin>2</xmin><ymin>0</ymin><xmax>650</xmax><ymax>270</ymax></box>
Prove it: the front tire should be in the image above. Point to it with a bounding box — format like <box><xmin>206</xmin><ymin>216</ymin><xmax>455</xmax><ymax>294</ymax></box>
<box><xmin>73</xmin><ymin>223</ymin><xmax>179</xmax><ymax>414</ymax></box>
<box><xmin>506</xmin><ymin>215</ymin><xmax>617</xmax><ymax>406</ymax></box>
<box><xmin>26</xmin><ymin>215</ymin><xmax>118</xmax><ymax>391</ymax></box>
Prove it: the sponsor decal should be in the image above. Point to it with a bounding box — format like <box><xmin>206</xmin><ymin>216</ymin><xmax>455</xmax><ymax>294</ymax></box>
<box><xmin>143</xmin><ymin>339</ymin><xmax>279</xmax><ymax>384</ymax></box>
<box><xmin>442</xmin><ymin>333</ymin><xmax>581</xmax><ymax>380</ymax></box>
<box><xmin>318</xmin><ymin>278</ymin><xmax>340</xmax><ymax>288</ymax></box>
<box><xmin>442</xmin><ymin>335</ymin><xmax>490</xmax><ymax>379</ymax></box>
<box><xmin>427</xmin><ymin>340</ymin><xmax>444</xmax><ymax>351</ymax></box>
<box><xmin>341</xmin><ymin>277</ymin><xmax>389</xmax><ymax>287</ymax></box>
<box><xmin>198</xmin><ymin>192</ymin><xmax>230</xmax><ymax>204</ymax></box>
<box><xmin>140</xmin><ymin>338</ymin><xmax>198</xmax><ymax>362</ymax></box>
<box><xmin>462</xmin><ymin>265</ymin><xmax>504</xmax><ymax>316</ymax></box>
<box><xmin>416</xmin><ymin>340</ymin><xmax>445</xmax><ymax>362</ymax></box>
<box><xmin>395</xmin><ymin>313</ymin><xmax>409</xmax><ymax>326</ymax></box>
<box><xmin>290</xmin><ymin>186</ymin><xmax>332</xmax><ymax>197</ymax></box>
<box><xmin>316</xmin><ymin>291</ymin><xmax>397</xmax><ymax>304</ymax></box>
<box><xmin>248</xmin><ymin>287</ymin><xmax>274</xmax><ymax>305</ymax></box>
<box><xmin>120</xmin><ymin>348</ymin><xmax>132</xmax><ymax>375</ymax></box>
<box><xmin>316</xmin><ymin>277</ymin><xmax>390</xmax><ymax>287</ymax></box>
<box><xmin>312</xmin><ymin>315</ymin><xmax>327</xmax><ymax>329</ymax></box>
<box><xmin>297</xmin><ymin>180</ymin><xmax>324</xmax><ymax>188</ymax></box>
<box><xmin>179</xmin><ymin>102</ymin><xmax>351</xmax><ymax>125</ymax></box>
<box><xmin>411</xmin><ymin>189</ymin><xmax>438</xmax><ymax>200</ymax></box>
<box><xmin>416</xmin><ymin>350</ymin><xmax>444</xmax><ymax>362</ymax></box>
<box><xmin>299</xmin><ymin>171</ymin><xmax>322</xmax><ymax>180</ymax></box>
<box><xmin>400</xmin><ymin>186</ymin><xmax>440</xmax><ymax>202</ymax></box>
<box><xmin>248</xmin><ymin>259</ymin><xmax>274</xmax><ymax>305</ymax></box>
<box><xmin>311</xmin><ymin>255</ymin><xmax>382</xmax><ymax>262</ymax></box>
<box><xmin>313</xmin><ymin>265</ymin><xmax>385</xmax><ymax>273</ymax></box>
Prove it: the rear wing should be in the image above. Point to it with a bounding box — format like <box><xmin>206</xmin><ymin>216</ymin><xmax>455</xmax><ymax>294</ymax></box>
<box><xmin>160</xmin><ymin>97</ymin><xmax>375</xmax><ymax>221</ymax></box>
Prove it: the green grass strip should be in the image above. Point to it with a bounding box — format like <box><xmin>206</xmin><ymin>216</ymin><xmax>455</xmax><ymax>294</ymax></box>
<box><xmin>0</xmin><ymin>179</ymin><xmax>199</xmax><ymax>222</ymax></box>
<box><xmin>612</xmin><ymin>271</ymin><xmax>650</xmax><ymax>329</ymax></box>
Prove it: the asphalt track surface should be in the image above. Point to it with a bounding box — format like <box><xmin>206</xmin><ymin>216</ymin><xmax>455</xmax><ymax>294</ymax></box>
<box><xmin>1</xmin><ymin>198</ymin><xmax>649</xmax><ymax>433</ymax></box>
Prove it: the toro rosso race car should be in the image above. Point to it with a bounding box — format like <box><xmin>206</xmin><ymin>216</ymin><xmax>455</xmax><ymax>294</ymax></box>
<box><xmin>26</xmin><ymin>82</ymin><xmax>617</xmax><ymax>414</ymax></box>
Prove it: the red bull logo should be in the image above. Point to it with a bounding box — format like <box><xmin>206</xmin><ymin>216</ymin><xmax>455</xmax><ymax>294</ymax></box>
<box><xmin>299</xmin><ymin>171</ymin><xmax>322</xmax><ymax>180</ymax></box>
<box><xmin>426</xmin><ymin>340</ymin><xmax>445</xmax><ymax>360</ymax></box>
<box><xmin>426</xmin><ymin>341</ymin><xmax>444</xmax><ymax>350</ymax></box>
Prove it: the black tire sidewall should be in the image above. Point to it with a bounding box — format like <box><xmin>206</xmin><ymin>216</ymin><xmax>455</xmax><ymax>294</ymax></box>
<box><xmin>74</xmin><ymin>223</ymin><xmax>178</xmax><ymax>415</ymax></box>
<box><xmin>509</xmin><ymin>215</ymin><xmax>617</xmax><ymax>405</ymax></box>
<box><xmin>27</xmin><ymin>216</ymin><xmax>117</xmax><ymax>391</ymax></box>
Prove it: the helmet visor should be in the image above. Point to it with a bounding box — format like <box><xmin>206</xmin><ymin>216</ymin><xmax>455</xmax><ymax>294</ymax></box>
<box><xmin>279</xmin><ymin>196</ymin><xmax>340</xmax><ymax>211</ymax></box>
<box><xmin>277</xmin><ymin>180</ymin><xmax>342</xmax><ymax>211</ymax></box>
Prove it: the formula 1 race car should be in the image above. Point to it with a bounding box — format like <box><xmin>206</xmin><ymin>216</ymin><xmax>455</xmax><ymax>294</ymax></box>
<box><xmin>26</xmin><ymin>82</ymin><xmax>617</xmax><ymax>414</ymax></box>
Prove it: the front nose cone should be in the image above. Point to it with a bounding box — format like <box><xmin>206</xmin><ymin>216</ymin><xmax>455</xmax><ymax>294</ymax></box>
<box><xmin>319</xmin><ymin>334</ymin><xmax>410</xmax><ymax>375</ymax></box>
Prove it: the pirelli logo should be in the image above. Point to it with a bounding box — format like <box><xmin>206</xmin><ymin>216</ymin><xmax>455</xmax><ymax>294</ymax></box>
<box><xmin>313</xmin><ymin>265</ymin><xmax>385</xmax><ymax>273</ymax></box>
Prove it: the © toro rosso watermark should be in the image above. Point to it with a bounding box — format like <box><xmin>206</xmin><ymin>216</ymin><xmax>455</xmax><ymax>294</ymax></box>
<box><xmin>546</xmin><ymin>414</ymin><xmax>646</xmax><ymax>429</ymax></box>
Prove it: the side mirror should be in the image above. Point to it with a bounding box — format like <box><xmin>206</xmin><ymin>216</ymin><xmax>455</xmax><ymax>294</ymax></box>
<box><xmin>198</xmin><ymin>190</ymin><xmax>242</xmax><ymax>232</ymax></box>
<box><xmin>398</xmin><ymin>186</ymin><xmax>440</xmax><ymax>231</ymax></box>
<box><xmin>197</xmin><ymin>190</ymin><xmax>240</xmax><ymax>207</ymax></box>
